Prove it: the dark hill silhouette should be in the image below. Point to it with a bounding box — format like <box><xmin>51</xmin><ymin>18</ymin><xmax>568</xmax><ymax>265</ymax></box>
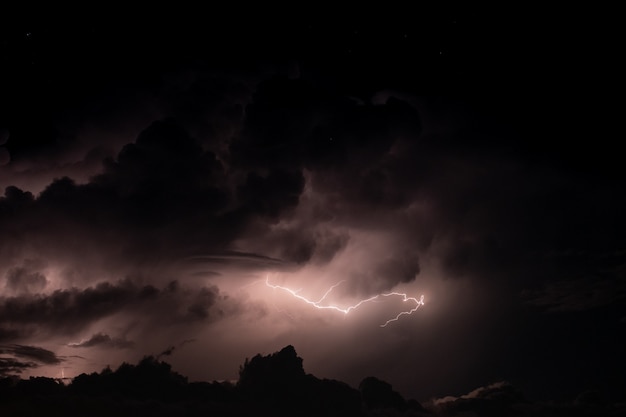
<box><xmin>3</xmin><ymin>345</ymin><xmax>618</xmax><ymax>416</ymax></box>
<box><xmin>0</xmin><ymin>346</ymin><xmax>384</xmax><ymax>416</ymax></box>
<box><xmin>359</xmin><ymin>376</ymin><xmax>408</xmax><ymax>411</ymax></box>
<box><xmin>237</xmin><ymin>344</ymin><xmax>305</xmax><ymax>390</ymax></box>
<box><xmin>70</xmin><ymin>356</ymin><xmax>188</xmax><ymax>400</ymax></box>
<box><xmin>237</xmin><ymin>345</ymin><xmax>362</xmax><ymax>416</ymax></box>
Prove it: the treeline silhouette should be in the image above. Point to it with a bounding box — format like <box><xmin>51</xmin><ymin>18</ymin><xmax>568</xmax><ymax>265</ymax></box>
<box><xmin>0</xmin><ymin>345</ymin><xmax>424</xmax><ymax>417</ymax></box>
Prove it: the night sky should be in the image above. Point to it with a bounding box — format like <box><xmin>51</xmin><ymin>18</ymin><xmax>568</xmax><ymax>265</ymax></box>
<box><xmin>0</xmin><ymin>8</ymin><xmax>624</xmax><ymax>406</ymax></box>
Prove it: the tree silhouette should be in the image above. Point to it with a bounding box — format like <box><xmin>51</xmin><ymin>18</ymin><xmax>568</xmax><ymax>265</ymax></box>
<box><xmin>0</xmin><ymin>346</ymin><xmax>367</xmax><ymax>415</ymax></box>
<box><xmin>237</xmin><ymin>345</ymin><xmax>361</xmax><ymax>415</ymax></box>
<box><xmin>359</xmin><ymin>376</ymin><xmax>407</xmax><ymax>411</ymax></box>
<box><xmin>71</xmin><ymin>355</ymin><xmax>187</xmax><ymax>400</ymax></box>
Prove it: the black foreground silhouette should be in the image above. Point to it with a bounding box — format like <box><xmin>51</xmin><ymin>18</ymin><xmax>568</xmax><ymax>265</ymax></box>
<box><xmin>0</xmin><ymin>345</ymin><xmax>622</xmax><ymax>416</ymax></box>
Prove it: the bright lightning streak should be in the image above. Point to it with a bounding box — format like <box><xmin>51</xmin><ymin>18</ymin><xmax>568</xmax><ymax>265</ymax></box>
<box><xmin>265</xmin><ymin>277</ymin><xmax>425</xmax><ymax>327</ymax></box>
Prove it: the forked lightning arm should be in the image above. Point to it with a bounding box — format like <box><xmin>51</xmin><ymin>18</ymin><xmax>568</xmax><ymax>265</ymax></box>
<box><xmin>265</xmin><ymin>277</ymin><xmax>424</xmax><ymax>327</ymax></box>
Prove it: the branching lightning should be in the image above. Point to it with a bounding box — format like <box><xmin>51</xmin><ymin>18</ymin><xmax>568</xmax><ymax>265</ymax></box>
<box><xmin>265</xmin><ymin>277</ymin><xmax>424</xmax><ymax>327</ymax></box>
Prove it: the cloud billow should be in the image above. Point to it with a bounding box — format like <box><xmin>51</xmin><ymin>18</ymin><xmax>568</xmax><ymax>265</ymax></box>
<box><xmin>0</xmin><ymin>344</ymin><xmax>61</xmax><ymax>377</ymax></box>
<box><xmin>0</xmin><ymin>116</ymin><xmax>308</xmax><ymax>268</ymax></box>
<box><xmin>68</xmin><ymin>332</ymin><xmax>133</xmax><ymax>349</ymax></box>
<box><xmin>0</xmin><ymin>72</ymin><xmax>624</xmax><ymax>403</ymax></box>
<box><xmin>4</xmin><ymin>260</ymin><xmax>48</xmax><ymax>295</ymax></box>
<box><xmin>0</xmin><ymin>279</ymin><xmax>225</xmax><ymax>339</ymax></box>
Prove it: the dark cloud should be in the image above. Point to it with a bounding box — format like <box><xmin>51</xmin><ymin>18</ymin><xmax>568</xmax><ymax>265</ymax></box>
<box><xmin>180</xmin><ymin>338</ymin><xmax>196</xmax><ymax>347</ymax></box>
<box><xmin>0</xmin><ymin>279</ymin><xmax>224</xmax><ymax>337</ymax></box>
<box><xmin>0</xmin><ymin>45</ymin><xmax>624</xmax><ymax>406</ymax></box>
<box><xmin>184</xmin><ymin>251</ymin><xmax>288</xmax><ymax>276</ymax></box>
<box><xmin>156</xmin><ymin>73</ymin><xmax>249</xmax><ymax>147</ymax></box>
<box><xmin>94</xmin><ymin>118</ymin><xmax>225</xmax><ymax>199</ymax></box>
<box><xmin>0</xmin><ymin>357</ymin><xmax>37</xmax><ymax>377</ymax></box>
<box><xmin>4</xmin><ymin>117</ymin><xmax>69</xmax><ymax>163</ymax></box>
<box><xmin>343</xmin><ymin>252</ymin><xmax>421</xmax><ymax>296</ymax></box>
<box><xmin>0</xmin><ymin>116</ymin><xmax>311</xmax><ymax>273</ymax></box>
<box><xmin>0</xmin><ymin>328</ymin><xmax>20</xmax><ymax>343</ymax></box>
<box><xmin>231</xmin><ymin>79</ymin><xmax>421</xmax><ymax>176</ymax></box>
<box><xmin>0</xmin><ymin>127</ymin><xmax>8</xmax><ymax>145</ymax></box>
<box><xmin>374</xmin><ymin>252</ymin><xmax>420</xmax><ymax>286</ymax></box>
<box><xmin>524</xmin><ymin>272</ymin><xmax>626</xmax><ymax>313</ymax></box>
<box><xmin>430</xmin><ymin>381</ymin><xmax>526</xmax><ymax>415</ymax></box>
<box><xmin>428</xmin><ymin>381</ymin><xmax>626</xmax><ymax>417</ymax></box>
<box><xmin>157</xmin><ymin>346</ymin><xmax>175</xmax><ymax>359</ymax></box>
<box><xmin>0</xmin><ymin>279</ymin><xmax>155</xmax><ymax>333</ymax></box>
<box><xmin>187</xmin><ymin>251</ymin><xmax>285</xmax><ymax>266</ymax></box>
<box><xmin>2</xmin><ymin>78</ymin><xmax>549</xmax><ymax>300</ymax></box>
<box><xmin>187</xmin><ymin>286</ymin><xmax>219</xmax><ymax>320</ymax></box>
<box><xmin>310</xmin><ymin>229</ymin><xmax>350</xmax><ymax>264</ymax></box>
<box><xmin>68</xmin><ymin>333</ymin><xmax>134</xmax><ymax>349</ymax></box>
<box><xmin>0</xmin><ymin>344</ymin><xmax>61</xmax><ymax>377</ymax></box>
<box><xmin>4</xmin><ymin>259</ymin><xmax>48</xmax><ymax>294</ymax></box>
<box><xmin>0</xmin><ymin>186</ymin><xmax>34</xmax><ymax>215</ymax></box>
<box><xmin>236</xmin><ymin>169</ymin><xmax>305</xmax><ymax>221</ymax></box>
<box><xmin>0</xmin><ymin>148</ymin><xmax>9</xmax><ymax>166</ymax></box>
<box><xmin>519</xmin><ymin>248</ymin><xmax>626</xmax><ymax>318</ymax></box>
<box><xmin>156</xmin><ymin>339</ymin><xmax>197</xmax><ymax>360</ymax></box>
<box><xmin>229</xmin><ymin>77</ymin><xmax>347</xmax><ymax>171</ymax></box>
<box><xmin>236</xmin><ymin>225</ymin><xmax>350</xmax><ymax>266</ymax></box>
<box><xmin>0</xmin><ymin>344</ymin><xmax>61</xmax><ymax>365</ymax></box>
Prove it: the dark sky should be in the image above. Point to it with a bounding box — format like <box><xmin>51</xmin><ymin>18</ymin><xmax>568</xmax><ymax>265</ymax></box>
<box><xmin>0</xmin><ymin>8</ymin><xmax>624</xmax><ymax>403</ymax></box>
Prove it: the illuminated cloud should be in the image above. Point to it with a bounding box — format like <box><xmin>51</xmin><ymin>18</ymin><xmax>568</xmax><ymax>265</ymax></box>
<box><xmin>0</xmin><ymin>54</ymin><xmax>623</xmax><ymax>405</ymax></box>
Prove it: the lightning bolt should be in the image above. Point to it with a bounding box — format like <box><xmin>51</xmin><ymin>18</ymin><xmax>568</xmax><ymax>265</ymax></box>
<box><xmin>265</xmin><ymin>277</ymin><xmax>424</xmax><ymax>327</ymax></box>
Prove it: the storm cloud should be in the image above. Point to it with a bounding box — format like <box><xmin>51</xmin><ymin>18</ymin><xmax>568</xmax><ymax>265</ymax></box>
<box><xmin>0</xmin><ymin>278</ymin><xmax>231</xmax><ymax>340</ymax></box>
<box><xmin>0</xmin><ymin>344</ymin><xmax>61</xmax><ymax>365</ymax></box>
<box><xmin>0</xmin><ymin>17</ymin><xmax>624</xmax><ymax>405</ymax></box>
<box><xmin>68</xmin><ymin>333</ymin><xmax>134</xmax><ymax>349</ymax></box>
<box><xmin>0</xmin><ymin>344</ymin><xmax>61</xmax><ymax>377</ymax></box>
<box><xmin>4</xmin><ymin>259</ymin><xmax>48</xmax><ymax>294</ymax></box>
